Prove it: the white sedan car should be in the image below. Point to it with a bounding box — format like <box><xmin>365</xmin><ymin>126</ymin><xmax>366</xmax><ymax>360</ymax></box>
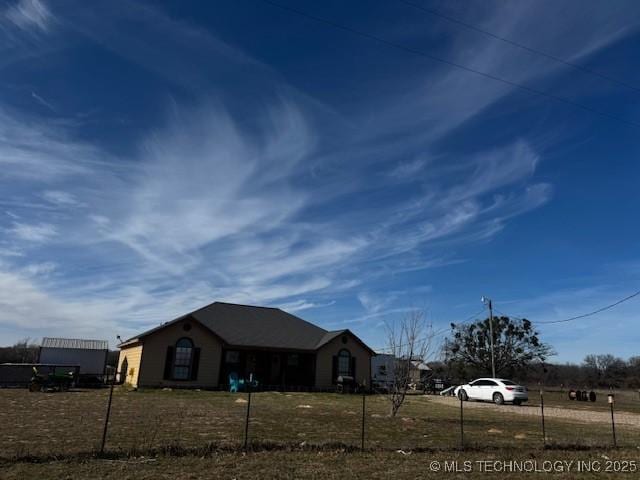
<box><xmin>454</xmin><ymin>378</ymin><xmax>528</xmax><ymax>405</ymax></box>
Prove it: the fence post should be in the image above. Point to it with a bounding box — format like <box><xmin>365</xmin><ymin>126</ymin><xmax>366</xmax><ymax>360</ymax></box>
<box><xmin>100</xmin><ymin>369</ymin><xmax>117</xmax><ymax>455</ymax></box>
<box><xmin>459</xmin><ymin>394</ymin><xmax>464</xmax><ymax>450</ymax></box>
<box><xmin>608</xmin><ymin>394</ymin><xmax>617</xmax><ymax>448</ymax></box>
<box><xmin>361</xmin><ymin>381</ymin><xmax>366</xmax><ymax>451</ymax></box>
<box><xmin>539</xmin><ymin>389</ymin><xmax>546</xmax><ymax>448</ymax></box>
<box><xmin>243</xmin><ymin>383</ymin><xmax>252</xmax><ymax>450</ymax></box>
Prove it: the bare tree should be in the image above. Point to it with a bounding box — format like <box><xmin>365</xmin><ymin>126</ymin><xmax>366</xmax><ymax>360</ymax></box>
<box><xmin>385</xmin><ymin>310</ymin><xmax>432</xmax><ymax>417</ymax></box>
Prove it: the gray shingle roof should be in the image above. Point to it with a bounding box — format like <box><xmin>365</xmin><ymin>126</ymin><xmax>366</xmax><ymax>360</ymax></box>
<box><xmin>315</xmin><ymin>330</ymin><xmax>347</xmax><ymax>349</ymax></box>
<box><xmin>41</xmin><ymin>337</ymin><xmax>109</xmax><ymax>350</ymax></box>
<box><xmin>121</xmin><ymin>302</ymin><xmax>374</xmax><ymax>354</ymax></box>
<box><xmin>192</xmin><ymin>302</ymin><xmax>327</xmax><ymax>350</ymax></box>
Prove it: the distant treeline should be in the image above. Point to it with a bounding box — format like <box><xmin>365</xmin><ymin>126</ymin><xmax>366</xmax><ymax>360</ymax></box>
<box><xmin>431</xmin><ymin>354</ymin><xmax>640</xmax><ymax>390</ymax></box>
<box><xmin>544</xmin><ymin>354</ymin><xmax>640</xmax><ymax>389</ymax></box>
<box><xmin>0</xmin><ymin>339</ymin><xmax>39</xmax><ymax>364</ymax></box>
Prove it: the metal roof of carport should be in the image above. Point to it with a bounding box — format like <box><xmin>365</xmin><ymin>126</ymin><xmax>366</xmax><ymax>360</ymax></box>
<box><xmin>41</xmin><ymin>337</ymin><xmax>109</xmax><ymax>350</ymax></box>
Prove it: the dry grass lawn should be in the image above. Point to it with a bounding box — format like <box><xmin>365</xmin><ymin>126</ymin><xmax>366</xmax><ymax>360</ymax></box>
<box><xmin>1</xmin><ymin>387</ymin><xmax>639</xmax><ymax>478</ymax></box>
<box><xmin>3</xmin><ymin>449</ymin><xmax>640</xmax><ymax>479</ymax></box>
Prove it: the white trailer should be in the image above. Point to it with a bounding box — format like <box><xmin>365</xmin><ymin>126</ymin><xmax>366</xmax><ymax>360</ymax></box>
<box><xmin>371</xmin><ymin>353</ymin><xmax>397</xmax><ymax>390</ymax></box>
<box><xmin>371</xmin><ymin>354</ymin><xmax>432</xmax><ymax>391</ymax></box>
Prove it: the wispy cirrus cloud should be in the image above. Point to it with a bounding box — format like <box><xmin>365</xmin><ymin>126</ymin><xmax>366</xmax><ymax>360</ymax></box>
<box><xmin>31</xmin><ymin>91</ymin><xmax>55</xmax><ymax>111</ymax></box>
<box><xmin>0</xmin><ymin>107</ymin><xmax>112</xmax><ymax>181</ymax></box>
<box><xmin>22</xmin><ymin>261</ymin><xmax>56</xmax><ymax>276</ymax></box>
<box><xmin>358</xmin><ymin>291</ymin><xmax>398</xmax><ymax>315</ymax></box>
<box><xmin>0</xmin><ymin>20</ymin><xmax>556</xmax><ymax>344</ymax></box>
<box><xmin>388</xmin><ymin>158</ymin><xmax>429</xmax><ymax>179</ymax></box>
<box><xmin>276</xmin><ymin>299</ymin><xmax>336</xmax><ymax>313</ymax></box>
<box><xmin>93</xmin><ymin>101</ymin><xmax>313</xmax><ymax>273</ymax></box>
<box><xmin>0</xmin><ymin>247</ymin><xmax>23</xmax><ymax>257</ymax></box>
<box><xmin>42</xmin><ymin>190</ymin><xmax>79</xmax><ymax>206</ymax></box>
<box><xmin>0</xmin><ymin>0</ymin><xmax>637</xmax><ymax>353</ymax></box>
<box><xmin>8</xmin><ymin>221</ymin><xmax>57</xmax><ymax>242</ymax></box>
<box><xmin>348</xmin><ymin>0</ymin><xmax>640</xmax><ymax>151</ymax></box>
<box><xmin>4</xmin><ymin>0</ymin><xmax>53</xmax><ymax>33</ymax></box>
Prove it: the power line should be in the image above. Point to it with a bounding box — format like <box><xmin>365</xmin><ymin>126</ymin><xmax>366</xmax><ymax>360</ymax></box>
<box><xmin>496</xmin><ymin>288</ymin><xmax>640</xmax><ymax>325</ymax></box>
<box><xmin>398</xmin><ymin>0</ymin><xmax>640</xmax><ymax>95</ymax></box>
<box><xmin>373</xmin><ymin>307</ymin><xmax>486</xmax><ymax>353</ymax></box>
<box><xmin>257</xmin><ymin>0</ymin><xmax>640</xmax><ymax>129</ymax></box>
<box><xmin>373</xmin><ymin>286</ymin><xmax>639</xmax><ymax>352</ymax></box>
<box><xmin>432</xmin><ymin>308</ymin><xmax>498</xmax><ymax>343</ymax></box>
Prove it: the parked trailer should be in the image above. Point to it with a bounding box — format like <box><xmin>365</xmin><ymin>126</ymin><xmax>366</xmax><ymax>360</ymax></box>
<box><xmin>371</xmin><ymin>354</ymin><xmax>396</xmax><ymax>392</ymax></box>
<box><xmin>0</xmin><ymin>363</ymin><xmax>79</xmax><ymax>388</ymax></box>
<box><xmin>371</xmin><ymin>354</ymin><xmax>433</xmax><ymax>392</ymax></box>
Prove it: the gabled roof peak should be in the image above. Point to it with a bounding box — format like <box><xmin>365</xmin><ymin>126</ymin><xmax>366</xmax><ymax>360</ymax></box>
<box><xmin>119</xmin><ymin>301</ymin><xmax>374</xmax><ymax>355</ymax></box>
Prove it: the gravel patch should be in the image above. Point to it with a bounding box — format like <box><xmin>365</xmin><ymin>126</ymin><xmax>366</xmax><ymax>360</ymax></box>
<box><xmin>426</xmin><ymin>396</ymin><xmax>640</xmax><ymax>427</ymax></box>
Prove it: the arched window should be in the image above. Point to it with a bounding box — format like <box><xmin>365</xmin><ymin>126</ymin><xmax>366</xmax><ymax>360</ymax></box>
<box><xmin>338</xmin><ymin>349</ymin><xmax>351</xmax><ymax>377</ymax></box>
<box><xmin>173</xmin><ymin>338</ymin><xmax>194</xmax><ymax>380</ymax></box>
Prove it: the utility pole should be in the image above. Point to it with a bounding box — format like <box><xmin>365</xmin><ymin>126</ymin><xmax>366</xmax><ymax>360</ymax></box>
<box><xmin>481</xmin><ymin>296</ymin><xmax>496</xmax><ymax>378</ymax></box>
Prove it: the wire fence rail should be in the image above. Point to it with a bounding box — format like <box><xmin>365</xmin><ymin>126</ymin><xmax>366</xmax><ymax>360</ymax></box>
<box><xmin>0</xmin><ymin>386</ymin><xmax>637</xmax><ymax>461</ymax></box>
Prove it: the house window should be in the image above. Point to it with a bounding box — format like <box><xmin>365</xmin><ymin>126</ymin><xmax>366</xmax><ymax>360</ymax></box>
<box><xmin>338</xmin><ymin>349</ymin><xmax>351</xmax><ymax>377</ymax></box>
<box><xmin>287</xmin><ymin>354</ymin><xmax>299</xmax><ymax>366</ymax></box>
<box><xmin>173</xmin><ymin>338</ymin><xmax>193</xmax><ymax>380</ymax></box>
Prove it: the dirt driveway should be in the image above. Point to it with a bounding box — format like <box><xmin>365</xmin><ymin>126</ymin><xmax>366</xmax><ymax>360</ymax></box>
<box><xmin>427</xmin><ymin>395</ymin><xmax>640</xmax><ymax>427</ymax></box>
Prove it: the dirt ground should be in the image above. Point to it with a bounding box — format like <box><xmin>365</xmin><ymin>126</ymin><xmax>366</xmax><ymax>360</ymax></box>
<box><xmin>428</xmin><ymin>396</ymin><xmax>640</xmax><ymax>427</ymax></box>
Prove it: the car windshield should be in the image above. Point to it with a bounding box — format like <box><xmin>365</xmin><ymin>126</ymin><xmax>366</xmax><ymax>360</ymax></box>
<box><xmin>501</xmin><ymin>380</ymin><xmax>517</xmax><ymax>385</ymax></box>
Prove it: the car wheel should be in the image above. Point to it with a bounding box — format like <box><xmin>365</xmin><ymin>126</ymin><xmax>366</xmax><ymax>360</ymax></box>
<box><xmin>458</xmin><ymin>389</ymin><xmax>468</xmax><ymax>401</ymax></box>
<box><xmin>493</xmin><ymin>392</ymin><xmax>504</xmax><ymax>405</ymax></box>
<box><xmin>513</xmin><ymin>399</ymin><xmax>521</xmax><ymax>406</ymax></box>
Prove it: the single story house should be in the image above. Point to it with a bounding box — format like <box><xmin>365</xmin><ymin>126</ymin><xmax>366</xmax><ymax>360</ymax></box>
<box><xmin>410</xmin><ymin>359</ymin><xmax>432</xmax><ymax>385</ymax></box>
<box><xmin>117</xmin><ymin>302</ymin><xmax>374</xmax><ymax>390</ymax></box>
<box><xmin>39</xmin><ymin>337</ymin><xmax>109</xmax><ymax>377</ymax></box>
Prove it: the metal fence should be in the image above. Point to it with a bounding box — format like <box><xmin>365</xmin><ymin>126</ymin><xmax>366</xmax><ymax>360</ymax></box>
<box><xmin>0</xmin><ymin>385</ymin><xmax>637</xmax><ymax>460</ymax></box>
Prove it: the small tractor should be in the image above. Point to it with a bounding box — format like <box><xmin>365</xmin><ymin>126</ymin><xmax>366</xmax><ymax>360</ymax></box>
<box><xmin>29</xmin><ymin>366</ymin><xmax>75</xmax><ymax>392</ymax></box>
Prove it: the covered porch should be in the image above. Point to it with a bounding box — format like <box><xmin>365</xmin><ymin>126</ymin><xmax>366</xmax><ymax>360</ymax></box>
<box><xmin>220</xmin><ymin>348</ymin><xmax>316</xmax><ymax>390</ymax></box>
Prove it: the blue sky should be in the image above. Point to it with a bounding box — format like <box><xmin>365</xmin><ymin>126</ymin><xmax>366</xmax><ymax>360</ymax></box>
<box><xmin>1</xmin><ymin>0</ymin><xmax>639</xmax><ymax>362</ymax></box>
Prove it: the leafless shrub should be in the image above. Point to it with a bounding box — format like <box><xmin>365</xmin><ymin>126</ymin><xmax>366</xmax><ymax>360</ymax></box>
<box><xmin>385</xmin><ymin>310</ymin><xmax>433</xmax><ymax>417</ymax></box>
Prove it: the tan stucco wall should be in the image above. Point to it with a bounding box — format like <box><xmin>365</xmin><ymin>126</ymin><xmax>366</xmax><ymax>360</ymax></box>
<box><xmin>137</xmin><ymin>318</ymin><xmax>223</xmax><ymax>388</ymax></box>
<box><xmin>117</xmin><ymin>344</ymin><xmax>143</xmax><ymax>386</ymax></box>
<box><xmin>315</xmin><ymin>333</ymin><xmax>372</xmax><ymax>389</ymax></box>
